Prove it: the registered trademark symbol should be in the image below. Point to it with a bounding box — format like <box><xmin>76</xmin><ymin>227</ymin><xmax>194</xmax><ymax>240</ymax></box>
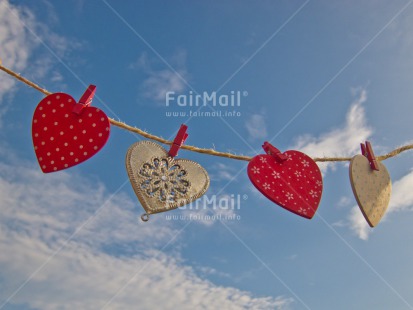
<box><xmin>243</xmin><ymin>91</ymin><xmax>248</xmax><ymax>97</ymax></box>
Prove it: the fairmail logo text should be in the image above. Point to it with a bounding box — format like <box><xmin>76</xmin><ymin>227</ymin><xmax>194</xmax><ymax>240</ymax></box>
<box><xmin>165</xmin><ymin>90</ymin><xmax>247</xmax><ymax>107</ymax></box>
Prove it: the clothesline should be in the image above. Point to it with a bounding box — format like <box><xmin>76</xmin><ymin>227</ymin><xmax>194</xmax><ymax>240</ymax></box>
<box><xmin>1</xmin><ymin>62</ymin><xmax>412</xmax><ymax>162</ymax></box>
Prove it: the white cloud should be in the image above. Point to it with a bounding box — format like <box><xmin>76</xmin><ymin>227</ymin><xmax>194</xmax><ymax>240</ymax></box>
<box><xmin>0</xmin><ymin>0</ymin><xmax>38</xmax><ymax>116</ymax></box>
<box><xmin>0</xmin><ymin>160</ymin><xmax>291</xmax><ymax>309</ymax></box>
<box><xmin>292</xmin><ymin>88</ymin><xmax>372</xmax><ymax>173</ymax></box>
<box><xmin>131</xmin><ymin>51</ymin><xmax>188</xmax><ymax>102</ymax></box>
<box><xmin>0</xmin><ymin>1</ymin><xmax>37</xmax><ymax>69</ymax></box>
<box><xmin>143</xmin><ymin>70</ymin><xmax>187</xmax><ymax>101</ymax></box>
<box><xmin>388</xmin><ymin>169</ymin><xmax>413</xmax><ymax>212</ymax></box>
<box><xmin>347</xmin><ymin>169</ymin><xmax>413</xmax><ymax>240</ymax></box>
<box><xmin>337</xmin><ymin>196</ymin><xmax>352</xmax><ymax>208</ymax></box>
<box><xmin>347</xmin><ymin>206</ymin><xmax>370</xmax><ymax>241</ymax></box>
<box><xmin>209</xmin><ymin>162</ymin><xmax>240</xmax><ymax>182</ymax></box>
<box><xmin>0</xmin><ymin>0</ymin><xmax>77</xmax><ymax>124</ymax></box>
<box><xmin>246</xmin><ymin>114</ymin><xmax>268</xmax><ymax>141</ymax></box>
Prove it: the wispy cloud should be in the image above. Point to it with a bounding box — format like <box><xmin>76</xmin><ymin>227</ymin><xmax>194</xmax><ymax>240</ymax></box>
<box><xmin>292</xmin><ymin>88</ymin><xmax>372</xmax><ymax>173</ymax></box>
<box><xmin>0</xmin><ymin>159</ymin><xmax>291</xmax><ymax>309</ymax></box>
<box><xmin>347</xmin><ymin>168</ymin><xmax>413</xmax><ymax>240</ymax></box>
<box><xmin>209</xmin><ymin>162</ymin><xmax>240</xmax><ymax>182</ymax></box>
<box><xmin>246</xmin><ymin>114</ymin><xmax>268</xmax><ymax>141</ymax></box>
<box><xmin>131</xmin><ymin>51</ymin><xmax>188</xmax><ymax>103</ymax></box>
<box><xmin>0</xmin><ymin>0</ymin><xmax>79</xmax><ymax>124</ymax></box>
<box><xmin>387</xmin><ymin>169</ymin><xmax>413</xmax><ymax>212</ymax></box>
<box><xmin>0</xmin><ymin>1</ymin><xmax>38</xmax><ymax>112</ymax></box>
<box><xmin>143</xmin><ymin>70</ymin><xmax>187</xmax><ymax>101</ymax></box>
<box><xmin>337</xmin><ymin>196</ymin><xmax>352</xmax><ymax>208</ymax></box>
<box><xmin>347</xmin><ymin>206</ymin><xmax>370</xmax><ymax>241</ymax></box>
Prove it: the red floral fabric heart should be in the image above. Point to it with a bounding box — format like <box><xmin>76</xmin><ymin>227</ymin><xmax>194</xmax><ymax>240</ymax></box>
<box><xmin>248</xmin><ymin>150</ymin><xmax>323</xmax><ymax>219</ymax></box>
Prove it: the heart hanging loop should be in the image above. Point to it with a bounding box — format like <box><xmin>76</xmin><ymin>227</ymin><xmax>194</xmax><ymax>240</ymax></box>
<box><xmin>141</xmin><ymin>213</ymin><xmax>150</xmax><ymax>222</ymax></box>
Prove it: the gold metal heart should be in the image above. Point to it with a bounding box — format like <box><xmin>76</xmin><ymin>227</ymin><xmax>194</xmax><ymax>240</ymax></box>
<box><xmin>126</xmin><ymin>141</ymin><xmax>210</xmax><ymax>220</ymax></box>
<box><xmin>349</xmin><ymin>155</ymin><xmax>392</xmax><ymax>227</ymax></box>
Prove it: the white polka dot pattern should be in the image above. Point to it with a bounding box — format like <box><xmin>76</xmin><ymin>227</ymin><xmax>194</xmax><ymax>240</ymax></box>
<box><xmin>32</xmin><ymin>92</ymin><xmax>110</xmax><ymax>173</ymax></box>
<box><xmin>349</xmin><ymin>155</ymin><xmax>392</xmax><ymax>227</ymax></box>
<box><xmin>247</xmin><ymin>151</ymin><xmax>323</xmax><ymax>219</ymax></box>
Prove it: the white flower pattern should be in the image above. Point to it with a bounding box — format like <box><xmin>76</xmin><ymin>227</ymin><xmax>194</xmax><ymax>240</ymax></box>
<box><xmin>298</xmin><ymin>207</ymin><xmax>308</xmax><ymax>215</ymax></box>
<box><xmin>309</xmin><ymin>190</ymin><xmax>318</xmax><ymax>198</ymax></box>
<box><xmin>272</xmin><ymin>171</ymin><xmax>280</xmax><ymax>178</ymax></box>
<box><xmin>251</xmin><ymin>166</ymin><xmax>260</xmax><ymax>174</ymax></box>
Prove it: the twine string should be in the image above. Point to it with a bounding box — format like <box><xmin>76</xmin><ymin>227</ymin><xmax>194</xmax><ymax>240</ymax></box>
<box><xmin>0</xmin><ymin>63</ymin><xmax>412</xmax><ymax>163</ymax></box>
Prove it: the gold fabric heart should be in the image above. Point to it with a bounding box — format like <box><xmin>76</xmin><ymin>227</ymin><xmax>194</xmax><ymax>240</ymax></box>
<box><xmin>349</xmin><ymin>155</ymin><xmax>392</xmax><ymax>227</ymax></box>
<box><xmin>126</xmin><ymin>141</ymin><xmax>210</xmax><ymax>219</ymax></box>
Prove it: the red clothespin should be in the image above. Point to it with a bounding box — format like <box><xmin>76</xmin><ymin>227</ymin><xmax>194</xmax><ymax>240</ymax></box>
<box><xmin>360</xmin><ymin>141</ymin><xmax>379</xmax><ymax>171</ymax></box>
<box><xmin>262</xmin><ymin>141</ymin><xmax>287</xmax><ymax>162</ymax></box>
<box><xmin>72</xmin><ymin>85</ymin><xmax>97</xmax><ymax>115</ymax></box>
<box><xmin>168</xmin><ymin>124</ymin><xmax>188</xmax><ymax>157</ymax></box>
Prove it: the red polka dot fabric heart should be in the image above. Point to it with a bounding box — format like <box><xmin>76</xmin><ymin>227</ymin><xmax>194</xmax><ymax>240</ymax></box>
<box><xmin>248</xmin><ymin>147</ymin><xmax>323</xmax><ymax>219</ymax></box>
<box><xmin>32</xmin><ymin>92</ymin><xmax>110</xmax><ymax>173</ymax></box>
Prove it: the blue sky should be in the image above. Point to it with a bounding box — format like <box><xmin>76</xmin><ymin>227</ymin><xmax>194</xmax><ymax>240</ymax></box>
<box><xmin>1</xmin><ymin>0</ymin><xmax>413</xmax><ymax>309</ymax></box>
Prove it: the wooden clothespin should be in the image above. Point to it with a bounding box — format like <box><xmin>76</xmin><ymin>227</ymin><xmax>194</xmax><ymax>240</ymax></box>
<box><xmin>72</xmin><ymin>85</ymin><xmax>96</xmax><ymax>115</ymax></box>
<box><xmin>168</xmin><ymin>124</ymin><xmax>188</xmax><ymax>157</ymax></box>
<box><xmin>361</xmin><ymin>141</ymin><xmax>379</xmax><ymax>171</ymax></box>
<box><xmin>262</xmin><ymin>141</ymin><xmax>287</xmax><ymax>162</ymax></box>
